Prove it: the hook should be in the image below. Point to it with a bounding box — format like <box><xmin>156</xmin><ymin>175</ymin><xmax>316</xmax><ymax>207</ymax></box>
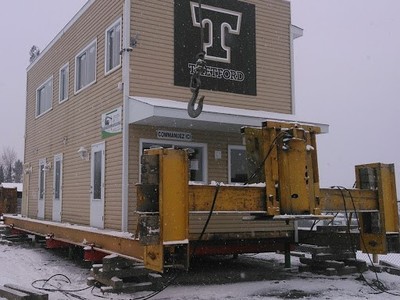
<box><xmin>188</xmin><ymin>88</ymin><xmax>204</xmax><ymax>118</ymax></box>
<box><xmin>188</xmin><ymin>52</ymin><xmax>206</xmax><ymax>118</ymax></box>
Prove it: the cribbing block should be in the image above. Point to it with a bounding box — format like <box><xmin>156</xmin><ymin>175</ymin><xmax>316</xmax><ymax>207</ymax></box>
<box><xmin>300</xmin><ymin>257</ymin><xmax>345</xmax><ymax>269</ymax></box>
<box><xmin>0</xmin><ymin>285</ymin><xmax>30</xmax><ymax>300</ymax></box>
<box><xmin>110</xmin><ymin>276</ymin><xmax>123</xmax><ymax>289</ymax></box>
<box><xmin>4</xmin><ymin>284</ymin><xmax>48</xmax><ymax>300</ymax></box>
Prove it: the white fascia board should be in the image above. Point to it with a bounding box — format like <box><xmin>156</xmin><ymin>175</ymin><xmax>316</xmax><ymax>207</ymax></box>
<box><xmin>129</xmin><ymin>96</ymin><xmax>329</xmax><ymax>133</ymax></box>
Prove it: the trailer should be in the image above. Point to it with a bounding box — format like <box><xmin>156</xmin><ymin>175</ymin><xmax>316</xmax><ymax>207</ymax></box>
<box><xmin>3</xmin><ymin>120</ymin><xmax>399</xmax><ymax>274</ymax></box>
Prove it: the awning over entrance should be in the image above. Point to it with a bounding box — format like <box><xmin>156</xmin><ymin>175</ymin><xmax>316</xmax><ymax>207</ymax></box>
<box><xmin>129</xmin><ymin>96</ymin><xmax>329</xmax><ymax>133</ymax></box>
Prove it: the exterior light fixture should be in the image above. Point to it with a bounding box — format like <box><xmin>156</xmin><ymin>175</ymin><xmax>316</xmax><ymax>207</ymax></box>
<box><xmin>24</xmin><ymin>163</ymin><xmax>32</xmax><ymax>174</ymax></box>
<box><xmin>77</xmin><ymin>146</ymin><xmax>90</xmax><ymax>161</ymax></box>
<box><xmin>43</xmin><ymin>162</ymin><xmax>52</xmax><ymax>172</ymax></box>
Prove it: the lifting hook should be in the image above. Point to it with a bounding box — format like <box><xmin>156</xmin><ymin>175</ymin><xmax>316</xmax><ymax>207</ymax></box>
<box><xmin>188</xmin><ymin>52</ymin><xmax>206</xmax><ymax>118</ymax></box>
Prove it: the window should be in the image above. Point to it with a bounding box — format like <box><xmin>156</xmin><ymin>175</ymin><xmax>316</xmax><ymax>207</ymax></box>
<box><xmin>39</xmin><ymin>159</ymin><xmax>46</xmax><ymax>200</ymax></box>
<box><xmin>59</xmin><ymin>63</ymin><xmax>69</xmax><ymax>102</ymax></box>
<box><xmin>105</xmin><ymin>18</ymin><xmax>121</xmax><ymax>74</ymax></box>
<box><xmin>93</xmin><ymin>150</ymin><xmax>103</xmax><ymax>199</ymax></box>
<box><xmin>140</xmin><ymin>139</ymin><xmax>207</xmax><ymax>182</ymax></box>
<box><xmin>36</xmin><ymin>77</ymin><xmax>53</xmax><ymax>117</ymax></box>
<box><xmin>228</xmin><ymin>145</ymin><xmax>248</xmax><ymax>183</ymax></box>
<box><xmin>54</xmin><ymin>154</ymin><xmax>63</xmax><ymax>200</ymax></box>
<box><xmin>38</xmin><ymin>158</ymin><xmax>46</xmax><ymax>219</ymax></box>
<box><xmin>75</xmin><ymin>39</ymin><xmax>97</xmax><ymax>92</ymax></box>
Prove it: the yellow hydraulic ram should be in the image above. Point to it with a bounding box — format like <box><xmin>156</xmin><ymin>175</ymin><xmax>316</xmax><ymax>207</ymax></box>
<box><xmin>137</xmin><ymin>121</ymin><xmax>399</xmax><ymax>273</ymax></box>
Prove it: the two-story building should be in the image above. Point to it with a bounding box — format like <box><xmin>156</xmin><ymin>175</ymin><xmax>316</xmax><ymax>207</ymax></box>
<box><xmin>23</xmin><ymin>0</ymin><xmax>327</xmax><ymax>234</ymax></box>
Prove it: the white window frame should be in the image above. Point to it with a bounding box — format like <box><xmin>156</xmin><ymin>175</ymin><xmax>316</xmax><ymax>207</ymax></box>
<box><xmin>53</xmin><ymin>153</ymin><xmax>63</xmax><ymax>222</ymax></box>
<box><xmin>90</xmin><ymin>141</ymin><xmax>105</xmax><ymax>229</ymax></box>
<box><xmin>228</xmin><ymin>145</ymin><xmax>247</xmax><ymax>184</ymax></box>
<box><xmin>140</xmin><ymin>139</ymin><xmax>208</xmax><ymax>183</ymax></box>
<box><xmin>105</xmin><ymin>17</ymin><xmax>122</xmax><ymax>75</ymax></box>
<box><xmin>59</xmin><ymin>63</ymin><xmax>69</xmax><ymax>103</ymax></box>
<box><xmin>74</xmin><ymin>39</ymin><xmax>97</xmax><ymax>94</ymax></box>
<box><xmin>36</xmin><ymin>76</ymin><xmax>53</xmax><ymax>117</ymax></box>
<box><xmin>38</xmin><ymin>158</ymin><xmax>46</xmax><ymax>201</ymax></box>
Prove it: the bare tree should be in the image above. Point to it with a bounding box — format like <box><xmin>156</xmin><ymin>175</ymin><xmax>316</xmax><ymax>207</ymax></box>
<box><xmin>13</xmin><ymin>160</ymin><xmax>23</xmax><ymax>183</ymax></box>
<box><xmin>5</xmin><ymin>164</ymin><xmax>12</xmax><ymax>182</ymax></box>
<box><xmin>0</xmin><ymin>165</ymin><xmax>4</xmax><ymax>183</ymax></box>
<box><xmin>1</xmin><ymin>146</ymin><xmax>17</xmax><ymax>169</ymax></box>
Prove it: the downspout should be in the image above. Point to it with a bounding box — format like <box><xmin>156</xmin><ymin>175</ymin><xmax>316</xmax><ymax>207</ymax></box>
<box><xmin>290</xmin><ymin>24</ymin><xmax>303</xmax><ymax>115</ymax></box>
<box><xmin>121</xmin><ymin>0</ymin><xmax>131</xmax><ymax>232</ymax></box>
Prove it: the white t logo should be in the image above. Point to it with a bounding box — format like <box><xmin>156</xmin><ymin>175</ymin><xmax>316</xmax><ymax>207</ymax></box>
<box><xmin>190</xmin><ymin>2</ymin><xmax>242</xmax><ymax>64</ymax></box>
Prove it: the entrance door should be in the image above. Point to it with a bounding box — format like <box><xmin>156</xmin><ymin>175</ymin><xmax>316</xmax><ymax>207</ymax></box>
<box><xmin>90</xmin><ymin>142</ymin><xmax>105</xmax><ymax>228</ymax></box>
<box><xmin>52</xmin><ymin>154</ymin><xmax>63</xmax><ymax>222</ymax></box>
<box><xmin>38</xmin><ymin>159</ymin><xmax>46</xmax><ymax>219</ymax></box>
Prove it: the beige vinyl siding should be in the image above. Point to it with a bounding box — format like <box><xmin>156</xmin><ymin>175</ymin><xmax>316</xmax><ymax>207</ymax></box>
<box><xmin>130</xmin><ymin>0</ymin><xmax>292</xmax><ymax>113</ymax></box>
<box><xmin>25</xmin><ymin>1</ymin><xmax>124</xmax><ymax>230</ymax></box>
<box><xmin>127</xmin><ymin>124</ymin><xmax>243</xmax><ymax>232</ymax></box>
<box><xmin>25</xmin><ymin>0</ymin><xmax>293</xmax><ymax>233</ymax></box>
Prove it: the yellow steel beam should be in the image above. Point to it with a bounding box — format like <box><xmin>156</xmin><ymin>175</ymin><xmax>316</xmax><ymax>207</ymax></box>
<box><xmin>3</xmin><ymin>215</ymin><xmax>144</xmax><ymax>262</ymax></box>
<box><xmin>320</xmin><ymin>188</ymin><xmax>379</xmax><ymax>212</ymax></box>
<box><xmin>188</xmin><ymin>185</ymin><xmax>265</xmax><ymax>212</ymax></box>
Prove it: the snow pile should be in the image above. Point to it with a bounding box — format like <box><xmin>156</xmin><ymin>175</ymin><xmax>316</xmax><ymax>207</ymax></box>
<box><xmin>1</xmin><ymin>243</ymin><xmax>400</xmax><ymax>299</ymax></box>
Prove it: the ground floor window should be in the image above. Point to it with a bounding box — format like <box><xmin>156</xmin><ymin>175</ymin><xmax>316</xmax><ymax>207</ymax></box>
<box><xmin>228</xmin><ymin>145</ymin><xmax>248</xmax><ymax>183</ymax></box>
<box><xmin>140</xmin><ymin>139</ymin><xmax>207</xmax><ymax>182</ymax></box>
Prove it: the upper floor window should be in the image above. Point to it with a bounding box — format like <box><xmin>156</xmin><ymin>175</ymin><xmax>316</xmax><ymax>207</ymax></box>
<box><xmin>36</xmin><ymin>76</ymin><xmax>53</xmax><ymax>117</ymax></box>
<box><xmin>75</xmin><ymin>39</ymin><xmax>97</xmax><ymax>93</ymax></box>
<box><xmin>105</xmin><ymin>18</ymin><xmax>121</xmax><ymax>74</ymax></box>
<box><xmin>59</xmin><ymin>63</ymin><xmax>69</xmax><ymax>102</ymax></box>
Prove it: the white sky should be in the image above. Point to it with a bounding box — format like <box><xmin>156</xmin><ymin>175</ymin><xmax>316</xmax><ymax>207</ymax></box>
<box><xmin>291</xmin><ymin>0</ymin><xmax>400</xmax><ymax>192</ymax></box>
<box><xmin>0</xmin><ymin>0</ymin><xmax>398</xmax><ymax>194</ymax></box>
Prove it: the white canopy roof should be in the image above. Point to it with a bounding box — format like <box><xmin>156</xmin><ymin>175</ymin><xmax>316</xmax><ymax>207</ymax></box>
<box><xmin>129</xmin><ymin>96</ymin><xmax>329</xmax><ymax>133</ymax></box>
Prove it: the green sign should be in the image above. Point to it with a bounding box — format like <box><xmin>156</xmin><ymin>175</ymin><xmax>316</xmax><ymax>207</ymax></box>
<box><xmin>101</xmin><ymin>107</ymin><xmax>122</xmax><ymax>139</ymax></box>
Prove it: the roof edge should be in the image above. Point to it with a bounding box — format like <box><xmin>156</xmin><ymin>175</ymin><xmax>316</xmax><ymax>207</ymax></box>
<box><xmin>27</xmin><ymin>0</ymin><xmax>95</xmax><ymax>72</ymax></box>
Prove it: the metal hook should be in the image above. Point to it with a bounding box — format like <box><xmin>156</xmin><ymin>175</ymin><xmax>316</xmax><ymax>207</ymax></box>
<box><xmin>188</xmin><ymin>52</ymin><xmax>206</xmax><ymax>118</ymax></box>
<box><xmin>188</xmin><ymin>88</ymin><xmax>204</xmax><ymax>118</ymax></box>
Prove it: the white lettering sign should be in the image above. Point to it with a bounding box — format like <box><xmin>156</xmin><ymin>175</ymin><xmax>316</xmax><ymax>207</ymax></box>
<box><xmin>190</xmin><ymin>2</ymin><xmax>242</xmax><ymax>63</ymax></box>
<box><xmin>157</xmin><ymin>130</ymin><xmax>192</xmax><ymax>141</ymax></box>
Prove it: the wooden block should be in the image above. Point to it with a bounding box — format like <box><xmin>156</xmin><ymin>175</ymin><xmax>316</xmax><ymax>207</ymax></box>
<box><xmin>337</xmin><ymin>266</ymin><xmax>358</xmax><ymax>276</ymax></box>
<box><xmin>290</xmin><ymin>251</ymin><xmax>306</xmax><ymax>258</ymax></box>
<box><xmin>344</xmin><ymin>259</ymin><xmax>368</xmax><ymax>272</ymax></box>
<box><xmin>298</xmin><ymin>265</ymin><xmax>312</xmax><ymax>273</ymax></box>
<box><xmin>4</xmin><ymin>284</ymin><xmax>48</xmax><ymax>300</ymax></box>
<box><xmin>87</xmin><ymin>277</ymin><xmax>96</xmax><ymax>286</ymax></box>
<box><xmin>384</xmin><ymin>267</ymin><xmax>400</xmax><ymax>276</ymax></box>
<box><xmin>122</xmin><ymin>282</ymin><xmax>153</xmax><ymax>293</ymax></box>
<box><xmin>91</xmin><ymin>264</ymin><xmax>103</xmax><ymax>274</ymax></box>
<box><xmin>102</xmin><ymin>255</ymin><xmax>136</xmax><ymax>272</ymax></box>
<box><xmin>300</xmin><ymin>257</ymin><xmax>345</xmax><ymax>269</ymax></box>
<box><xmin>380</xmin><ymin>260</ymin><xmax>400</xmax><ymax>269</ymax></box>
<box><xmin>110</xmin><ymin>276</ymin><xmax>123</xmax><ymax>289</ymax></box>
<box><xmin>148</xmin><ymin>273</ymin><xmax>164</xmax><ymax>289</ymax></box>
<box><xmin>0</xmin><ymin>286</ymin><xmax>30</xmax><ymax>300</ymax></box>
<box><xmin>100</xmin><ymin>286</ymin><xmax>114</xmax><ymax>293</ymax></box>
<box><xmin>369</xmin><ymin>265</ymin><xmax>383</xmax><ymax>273</ymax></box>
<box><xmin>97</xmin><ymin>265</ymin><xmax>149</xmax><ymax>279</ymax></box>
<box><xmin>313</xmin><ymin>252</ymin><xmax>355</xmax><ymax>261</ymax></box>
<box><xmin>296</xmin><ymin>244</ymin><xmax>331</xmax><ymax>255</ymax></box>
<box><xmin>324</xmin><ymin>268</ymin><xmax>338</xmax><ymax>276</ymax></box>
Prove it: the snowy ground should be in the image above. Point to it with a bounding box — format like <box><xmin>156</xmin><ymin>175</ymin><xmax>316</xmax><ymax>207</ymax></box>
<box><xmin>1</xmin><ymin>240</ymin><xmax>400</xmax><ymax>300</ymax></box>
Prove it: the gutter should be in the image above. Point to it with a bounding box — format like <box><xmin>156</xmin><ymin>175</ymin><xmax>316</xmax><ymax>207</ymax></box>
<box><xmin>121</xmin><ymin>0</ymin><xmax>131</xmax><ymax>232</ymax></box>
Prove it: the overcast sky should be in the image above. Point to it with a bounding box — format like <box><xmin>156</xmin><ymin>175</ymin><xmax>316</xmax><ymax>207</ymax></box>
<box><xmin>0</xmin><ymin>1</ymin><xmax>398</xmax><ymax>193</ymax></box>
